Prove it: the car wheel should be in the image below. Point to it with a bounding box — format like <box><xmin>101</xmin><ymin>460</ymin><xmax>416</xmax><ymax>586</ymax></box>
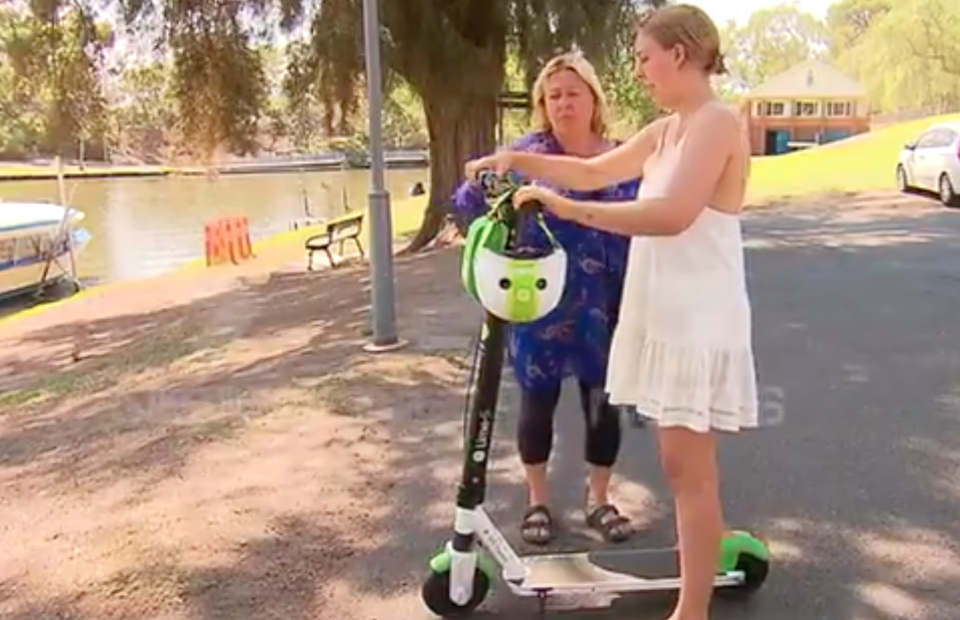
<box><xmin>897</xmin><ymin>165</ymin><xmax>911</xmax><ymax>192</ymax></box>
<box><xmin>939</xmin><ymin>173</ymin><xmax>959</xmax><ymax>207</ymax></box>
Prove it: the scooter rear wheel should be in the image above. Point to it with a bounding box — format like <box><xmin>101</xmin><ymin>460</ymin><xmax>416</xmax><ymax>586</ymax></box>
<box><xmin>717</xmin><ymin>552</ymin><xmax>769</xmax><ymax>599</ymax></box>
<box><xmin>421</xmin><ymin>567</ymin><xmax>491</xmax><ymax>618</ymax></box>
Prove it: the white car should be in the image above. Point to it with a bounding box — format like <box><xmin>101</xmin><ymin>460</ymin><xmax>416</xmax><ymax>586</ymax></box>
<box><xmin>897</xmin><ymin>121</ymin><xmax>960</xmax><ymax>206</ymax></box>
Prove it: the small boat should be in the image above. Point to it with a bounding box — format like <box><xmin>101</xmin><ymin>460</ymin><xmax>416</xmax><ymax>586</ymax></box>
<box><xmin>0</xmin><ymin>202</ymin><xmax>92</xmax><ymax>300</ymax></box>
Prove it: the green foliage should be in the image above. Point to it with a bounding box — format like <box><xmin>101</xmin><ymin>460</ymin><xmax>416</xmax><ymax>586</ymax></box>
<box><xmin>0</xmin><ymin>2</ymin><xmax>112</xmax><ymax>157</ymax></box>
<box><xmin>722</xmin><ymin>2</ymin><xmax>831</xmax><ymax>87</ymax></box>
<box><xmin>380</xmin><ymin>80</ymin><xmax>428</xmax><ymax>149</ymax></box>
<box><xmin>602</xmin><ymin>44</ymin><xmax>660</xmax><ymax>139</ymax></box>
<box><xmin>327</xmin><ymin>134</ymin><xmax>370</xmax><ymax>167</ymax></box>
<box><xmin>0</xmin><ymin>11</ymin><xmax>45</xmax><ymax>157</ymax></box>
<box><xmin>285</xmin><ymin>0</ymin><xmax>364</xmax><ymax>137</ymax></box>
<box><xmin>843</xmin><ymin>0</ymin><xmax>960</xmax><ymax>112</ymax></box>
<box><xmin>109</xmin><ymin>61</ymin><xmax>177</xmax><ymax>161</ymax></box>
<box><xmin>825</xmin><ymin>0</ymin><xmax>891</xmax><ymax>55</ymax></box>
<box><xmin>510</xmin><ymin>0</ymin><xmax>642</xmax><ymax>94</ymax></box>
<box><xmin>170</xmin><ymin>27</ymin><xmax>267</xmax><ymax>158</ymax></box>
<box><xmin>497</xmin><ymin>43</ymin><xmax>534</xmax><ymax>146</ymax></box>
<box><xmin>120</xmin><ymin>0</ymin><xmax>270</xmax><ymax>161</ymax></box>
<box><xmin>282</xmin><ymin>40</ymin><xmax>328</xmax><ymax>151</ymax></box>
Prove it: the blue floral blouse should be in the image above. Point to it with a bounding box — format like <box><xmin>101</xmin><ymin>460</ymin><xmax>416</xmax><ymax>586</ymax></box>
<box><xmin>451</xmin><ymin>131</ymin><xmax>640</xmax><ymax>394</ymax></box>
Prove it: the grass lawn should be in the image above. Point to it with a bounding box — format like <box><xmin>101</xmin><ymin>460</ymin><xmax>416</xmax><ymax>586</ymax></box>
<box><xmin>253</xmin><ymin>194</ymin><xmax>430</xmax><ymax>255</ymax></box>
<box><xmin>747</xmin><ymin>112</ymin><xmax>960</xmax><ymax>202</ymax></box>
<box><xmin>331</xmin><ymin>194</ymin><xmax>428</xmax><ymax>239</ymax></box>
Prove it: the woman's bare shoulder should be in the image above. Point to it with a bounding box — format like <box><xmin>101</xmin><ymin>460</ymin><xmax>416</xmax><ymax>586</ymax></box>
<box><xmin>690</xmin><ymin>102</ymin><xmax>744</xmax><ymax>154</ymax></box>
<box><xmin>696</xmin><ymin>100</ymin><xmax>740</xmax><ymax>129</ymax></box>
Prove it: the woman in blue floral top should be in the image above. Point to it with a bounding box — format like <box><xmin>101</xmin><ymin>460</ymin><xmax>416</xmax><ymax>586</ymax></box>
<box><xmin>452</xmin><ymin>51</ymin><xmax>641</xmax><ymax>545</ymax></box>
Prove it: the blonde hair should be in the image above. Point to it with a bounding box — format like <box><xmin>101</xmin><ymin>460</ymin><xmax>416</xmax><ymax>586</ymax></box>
<box><xmin>636</xmin><ymin>4</ymin><xmax>726</xmax><ymax>75</ymax></box>
<box><xmin>530</xmin><ymin>51</ymin><xmax>610</xmax><ymax>136</ymax></box>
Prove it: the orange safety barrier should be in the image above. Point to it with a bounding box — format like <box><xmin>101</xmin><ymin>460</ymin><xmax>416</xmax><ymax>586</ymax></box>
<box><xmin>204</xmin><ymin>216</ymin><xmax>256</xmax><ymax>266</ymax></box>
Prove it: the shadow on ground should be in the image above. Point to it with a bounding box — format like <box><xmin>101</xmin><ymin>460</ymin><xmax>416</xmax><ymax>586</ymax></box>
<box><xmin>3</xmin><ymin>195</ymin><xmax>960</xmax><ymax>619</ymax></box>
<box><xmin>0</xmin><ymin>246</ymin><xmax>504</xmax><ymax>620</ymax></box>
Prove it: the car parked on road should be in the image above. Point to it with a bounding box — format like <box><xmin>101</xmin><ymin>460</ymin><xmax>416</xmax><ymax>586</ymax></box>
<box><xmin>897</xmin><ymin>121</ymin><xmax>960</xmax><ymax>206</ymax></box>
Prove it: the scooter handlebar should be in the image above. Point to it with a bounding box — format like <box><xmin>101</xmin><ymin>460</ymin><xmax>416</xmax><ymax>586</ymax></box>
<box><xmin>476</xmin><ymin>170</ymin><xmax>541</xmax><ymax>213</ymax></box>
<box><xmin>476</xmin><ymin>169</ymin><xmax>498</xmax><ymax>191</ymax></box>
<box><xmin>477</xmin><ymin>170</ymin><xmax>516</xmax><ymax>196</ymax></box>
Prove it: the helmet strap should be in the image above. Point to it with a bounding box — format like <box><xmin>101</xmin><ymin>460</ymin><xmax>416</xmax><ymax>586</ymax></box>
<box><xmin>485</xmin><ymin>192</ymin><xmax>561</xmax><ymax>252</ymax></box>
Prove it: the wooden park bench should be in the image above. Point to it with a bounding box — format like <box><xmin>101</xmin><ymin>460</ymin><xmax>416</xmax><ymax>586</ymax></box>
<box><xmin>305</xmin><ymin>211</ymin><xmax>365</xmax><ymax>270</ymax></box>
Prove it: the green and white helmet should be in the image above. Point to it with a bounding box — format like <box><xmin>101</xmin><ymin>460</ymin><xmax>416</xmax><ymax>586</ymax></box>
<box><xmin>460</xmin><ymin>188</ymin><xmax>567</xmax><ymax>324</ymax></box>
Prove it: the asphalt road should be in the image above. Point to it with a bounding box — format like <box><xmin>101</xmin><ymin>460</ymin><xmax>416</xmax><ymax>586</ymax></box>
<box><xmin>392</xmin><ymin>193</ymin><xmax>960</xmax><ymax>620</ymax></box>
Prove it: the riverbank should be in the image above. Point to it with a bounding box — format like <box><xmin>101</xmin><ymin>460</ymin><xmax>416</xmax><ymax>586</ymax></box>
<box><xmin>0</xmin><ymin>163</ymin><xmax>183</xmax><ymax>181</ymax></box>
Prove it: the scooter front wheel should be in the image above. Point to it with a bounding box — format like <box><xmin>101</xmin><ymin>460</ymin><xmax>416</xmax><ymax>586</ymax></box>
<box><xmin>421</xmin><ymin>567</ymin><xmax>491</xmax><ymax>618</ymax></box>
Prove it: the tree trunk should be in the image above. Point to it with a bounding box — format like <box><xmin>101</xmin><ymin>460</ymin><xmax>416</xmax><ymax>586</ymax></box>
<box><xmin>403</xmin><ymin>89</ymin><xmax>498</xmax><ymax>253</ymax></box>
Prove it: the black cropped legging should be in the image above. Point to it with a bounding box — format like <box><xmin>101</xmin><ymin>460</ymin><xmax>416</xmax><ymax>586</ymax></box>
<box><xmin>517</xmin><ymin>380</ymin><xmax>622</xmax><ymax>467</ymax></box>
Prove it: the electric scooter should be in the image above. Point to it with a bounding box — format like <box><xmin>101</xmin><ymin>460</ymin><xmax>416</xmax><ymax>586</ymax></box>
<box><xmin>420</xmin><ymin>172</ymin><xmax>771</xmax><ymax>618</ymax></box>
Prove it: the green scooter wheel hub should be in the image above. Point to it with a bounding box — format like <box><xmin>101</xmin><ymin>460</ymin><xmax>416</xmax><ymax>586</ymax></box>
<box><xmin>428</xmin><ymin>547</ymin><xmax>497</xmax><ymax>581</ymax></box>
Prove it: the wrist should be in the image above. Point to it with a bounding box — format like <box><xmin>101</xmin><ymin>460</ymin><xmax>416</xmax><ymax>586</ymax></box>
<box><xmin>557</xmin><ymin>195</ymin><xmax>581</xmax><ymax>220</ymax></box>
<box><xmin>573</xmin><ymin>200</ymin><xmax>594</xmax><ymax>225</ymax></box>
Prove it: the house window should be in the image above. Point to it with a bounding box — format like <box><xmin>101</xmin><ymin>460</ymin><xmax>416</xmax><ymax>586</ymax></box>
<box><xmin>792</xmin><ymin>101</ymin><xmax>819</xmax><ymax>117</ymax></box>
<box><xmin>826</xmin><ymin>101</ymin><xmax>853</xmax><ymax>116</ymax></box>
<box><xmin>762</xmin><ymin>101</ymin><xmax>786</xmax><ymax>117</ymax></box>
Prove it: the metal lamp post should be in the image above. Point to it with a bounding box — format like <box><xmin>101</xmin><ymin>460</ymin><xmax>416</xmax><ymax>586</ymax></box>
<box><xmin>361</xmin><ymin>0</ymin><xmax>407</xmax><ymax>353</ymax></box>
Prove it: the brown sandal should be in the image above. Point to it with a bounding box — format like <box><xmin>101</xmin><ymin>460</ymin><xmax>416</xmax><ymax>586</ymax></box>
<box><xmin>521</xmin><ymin>505</ymin><xmax>554</xmax><ymax>545</ymax></box>
<box><xmin>586</xmin><ymin>504</ymin><xmax>632</xmax><ymax>543</ymax></box>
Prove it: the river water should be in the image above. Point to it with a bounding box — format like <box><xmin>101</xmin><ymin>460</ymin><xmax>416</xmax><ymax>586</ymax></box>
<box><xmin>0</xmin><ymin>167</ymin><xmax>429</xmax><ymax>285</ymax></box>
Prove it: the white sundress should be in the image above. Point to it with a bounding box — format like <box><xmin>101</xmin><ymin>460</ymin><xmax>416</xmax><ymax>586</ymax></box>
<box><xmin>605</xmin><ymin>129</ymin><xmax>760</xmax><ymax>433</ymax></box>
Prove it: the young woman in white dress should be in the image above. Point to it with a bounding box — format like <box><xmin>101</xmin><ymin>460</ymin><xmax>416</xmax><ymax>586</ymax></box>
<box><xmin>465</xmin><ymin>5</ymin><xmax>758</xmax><ymax>619</ymax></box>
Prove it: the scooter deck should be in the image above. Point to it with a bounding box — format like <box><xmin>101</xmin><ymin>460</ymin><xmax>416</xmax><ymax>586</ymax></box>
<box><xmin>516</xmin><ymin>547</ymin><xmax>741</xmax><ymax>592</ymax></box>
<box><xmin>589</xmin><ymin>547</ymin><xmax>679</xmax><ymax>579</ymax></box>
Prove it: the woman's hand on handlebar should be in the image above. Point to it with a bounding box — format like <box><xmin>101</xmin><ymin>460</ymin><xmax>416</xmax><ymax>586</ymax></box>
<box><xmin>465</xmin><ymin>152</ymin><xmax>514</xmax><ymax>180</ymax></box>
<box><xmin>512</xmin><ymin>185</ymin><xmax>575</xmax><ymax>221</ymax></box>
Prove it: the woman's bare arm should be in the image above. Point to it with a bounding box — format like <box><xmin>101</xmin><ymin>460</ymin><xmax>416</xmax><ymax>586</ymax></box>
<box><xmin>471</xmin><ymin>117</ymin><xmax>667</xmax><ymax>191</ymax></box>
<box><xmin>551</xmin><ymin>105</ymin><xmax>740</xmax><ymax>236</ymax></box>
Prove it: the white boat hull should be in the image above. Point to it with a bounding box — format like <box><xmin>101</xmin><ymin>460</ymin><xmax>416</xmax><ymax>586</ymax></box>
<box><xmin>0</xmin><ymin>202</ymin><xmax>91</xmax><ymax>299</ymax></box>
<box><xmin>0</xmin><ymin>202</ymin><xmax>86</xmax><ymax>242</ymax></box>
